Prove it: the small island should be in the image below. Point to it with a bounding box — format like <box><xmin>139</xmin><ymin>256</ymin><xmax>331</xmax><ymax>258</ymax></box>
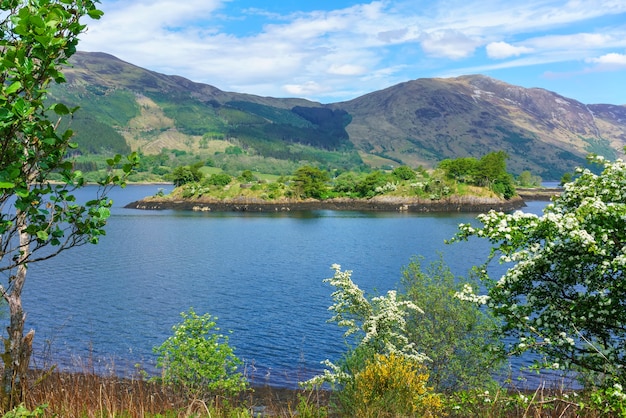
<box><xmin>125</xmin><ymin>194</ymin><xmax>526</xmax><ymax>213</ymax></box>
<box><xmin>125</xmin><ymin>152</ymin><xmax>550</xmax><ymax>213</ymax></box>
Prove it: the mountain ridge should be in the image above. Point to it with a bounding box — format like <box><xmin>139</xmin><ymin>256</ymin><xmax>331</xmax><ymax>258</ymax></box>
<box><xmin>53</xmin><ymin>51</ymin><xmax>626</xmax><ymax>179</ymax></box>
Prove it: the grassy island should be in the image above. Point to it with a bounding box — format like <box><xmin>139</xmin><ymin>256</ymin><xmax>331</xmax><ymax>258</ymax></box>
<box><xmin>126</xmin><ymin>152</ymin><xmax>534</xmax><ymax>213</ymax></box>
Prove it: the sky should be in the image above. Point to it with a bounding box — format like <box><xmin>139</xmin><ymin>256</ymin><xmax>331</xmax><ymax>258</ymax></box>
<box><xmin>78</xmin><ymin>0</ymin><xmax>626</xmax><ymax>105</ymax></box>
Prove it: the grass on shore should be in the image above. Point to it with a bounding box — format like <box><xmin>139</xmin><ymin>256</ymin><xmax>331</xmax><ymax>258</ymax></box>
<box><xmin>7</xmin><ymin>367</ymin><xmax>622</xmax><ymax>417</ymax></box>
<box><xmin>22</xmin><ymin>367</ymin><xmax>329</xmax><ymax>417</ymax></box>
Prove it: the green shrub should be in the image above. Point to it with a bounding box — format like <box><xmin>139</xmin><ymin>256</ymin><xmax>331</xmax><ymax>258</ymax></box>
<box><xmin>589</xmin><ymin>381</ymin><xmax>626</xmax><ymax>416</ymax></box>
<box><xmin>206</xmin><ymin>173</ymin><xmax>232</xmax><ymax>187</ymax></box>
<box><xmin>2</xmin><ymin>404</ymin><xmax>46</xmax><ymax>417</ymax></box>
<box><xmin>237</xmin><ymin>169</ymin><xmax>255</xmax><ymax>182</ymax></box>
<box><xmin>401</xmin><ymin>256</ymin><xmax>504</xmax><ymax>392</ymax></box>
<box><xmin>392</xmin><ymin>165</ymin><xmax>417</xmax><ymax>181</ymax></box>
<box><xmin>153</xmin><ymin>308</ymin><xmax>248</xmax><ymax>400</ymax></box>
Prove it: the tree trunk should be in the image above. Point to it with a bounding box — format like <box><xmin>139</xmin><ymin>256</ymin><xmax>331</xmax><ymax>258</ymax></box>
<box><xmin>1</xmin><ymin>213</ymin><xmax>33</xmax><ymax>411</ymax></box>
<box><xmin>1</xmin><ymin>291</ymin><xmax>34</xmax><ymax>411</ymax></box>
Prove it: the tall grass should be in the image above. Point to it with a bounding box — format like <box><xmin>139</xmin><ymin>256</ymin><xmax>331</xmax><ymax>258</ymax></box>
<box><xmin>20</xmin><ymin>367</ymin><xmax>329</xmax><ymax>418</ymax></box>
<box><xmin>3</xmin><ymin>366</ymin><xmax>621</xmax><ymax>417</ymax></box>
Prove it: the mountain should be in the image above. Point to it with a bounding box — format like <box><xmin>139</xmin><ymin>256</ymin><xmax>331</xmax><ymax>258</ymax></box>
<box><xmin>331</xmin><ymin>75</ymin><xmax>626</xmax><ymax>178</ymax></box>
<box><xmin>51</xmin><ymin>52</ymin><xmax>626</xmax><ymax>179</ymax></box>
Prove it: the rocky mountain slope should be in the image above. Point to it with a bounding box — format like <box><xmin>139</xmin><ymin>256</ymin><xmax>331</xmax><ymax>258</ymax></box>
<box><xmin>332</xmin><ymin>75</ymin><xmax>625</xmax><ymax>178</ymax></box>
<box><xmin>52</xmin><ymin>52</ymin><xmax>626</xmax><ymax>179</ymax></box>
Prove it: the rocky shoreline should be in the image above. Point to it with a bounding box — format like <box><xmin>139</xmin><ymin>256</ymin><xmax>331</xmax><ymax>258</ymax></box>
<box><xmin>125</xmin><ymin>195</ymin><xmax>527</xmax><ymax>213</ymax></box>
<box><xmin>516</xmin><ymin>187</ymin><xmax>561</xmax><ymax>201</ymax></box>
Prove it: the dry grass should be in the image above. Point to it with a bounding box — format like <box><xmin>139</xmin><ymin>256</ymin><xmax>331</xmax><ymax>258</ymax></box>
<box><xmin>20</xmin><ymin>368</ymin><xmax>330</xmax><ymax>417</ymax></box>
<box><xmin>4</xmin><ymin>367</ymin><xmax>617</xmax><ymax>417</ymax></box>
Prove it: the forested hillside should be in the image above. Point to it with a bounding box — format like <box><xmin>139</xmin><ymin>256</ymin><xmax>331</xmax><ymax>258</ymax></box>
<box><xmin>50</xmin><ymin>52</ymin><xmax>626</xmax><ymax>181</ymax></box>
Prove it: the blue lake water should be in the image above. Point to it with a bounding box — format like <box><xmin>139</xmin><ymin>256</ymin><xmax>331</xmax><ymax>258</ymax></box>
<box><xmin>17</xmin><ymin>185</ymin><xmax>549</xmax><ymax>388</ymax></box>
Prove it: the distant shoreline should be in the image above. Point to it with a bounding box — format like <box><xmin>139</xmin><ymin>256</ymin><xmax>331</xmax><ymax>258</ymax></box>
<box><xmin>516</xmin><ymin>187</ymin><xmax>561</xmax><ymax>201</ymax></box>
<box><xmin>125</xmin><ymin>195</ymin><xmax>527</xmax><ymax>213</ymax></box>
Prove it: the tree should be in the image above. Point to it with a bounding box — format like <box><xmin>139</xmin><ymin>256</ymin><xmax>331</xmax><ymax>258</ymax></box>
<box><xmin>355</xmin><ymin>170</ymin><xmax>391</xmax><ymax>198</ymax></box>
<box><xmin>307</xmin><ymin>264</ymin><xmax>426</xmax><ymax>388</ymax></box>
<box><xmin>452</xmin><ymin>155</ymin><xmax>626</xmax><ymax>385</ymax></box>
<box><xmin>292</xmin><ymin>165</ymin><xmax>329</xmax><ymax>199</ymax></box>
<box><xmin>392</xmin><ymin>165</ymin><xmax>417</xmax><ymax>181</ymax></box>
<box><xmin>306</xmin><ymin>265</ymin><xmax>439</xmax><ymax>416</ymax></box>
<box><xmin>476</xmin><ymin>151</ymin><xmax>516</xmax><ymax>199</ymax></box>
<box><xmin>170</xmin><ymin>162</ymin><xmax>203</xmax><ymax>187</ymax></box>
<box><xmin>0</xmin><ymin>1</ymin><xmax>137</xmax><ymax>409</ymax></box>
<box><xmin>516</xmin><ymin>170</ymin><xmax>542</xmax><ymax>187</ymax></box>
<box><xmin>560</xmin><ymin>171</ymin><xmax>573</xmax><ymax>186</ymax></box>
<box><xmin>475</xmin><ymin>151</ymin><xmax>508</xmax><ymax>186</ymax></box>
<box><xmin>332</xmin><ymin>171</ymin><xmax>359</xmax><ymax>195</ymax></box>
<box><xmin>438</xmin><ymin>152</ymin><xmax>516</xmax><ymax>198</ymax></box>
<box><xmin>439</xmin><ymin>157</ymin><xmax>478</xmax><ymax>183</ymax></box>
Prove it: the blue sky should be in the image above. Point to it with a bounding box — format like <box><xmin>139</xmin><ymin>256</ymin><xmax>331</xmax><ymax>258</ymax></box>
<box><xmin>79</xmin><ymin>0</ymin><xmax>626</xmax><ymax>105</ymax></box>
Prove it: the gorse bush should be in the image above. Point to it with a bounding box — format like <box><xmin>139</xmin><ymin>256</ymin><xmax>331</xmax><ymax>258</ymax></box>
<box><xmin>307</xmin><ymin>265</ymin><xmax>440</xmax><ymax>416</ymax></box>
<box><xmin>347</xmin><ymin>353</ymin><xmax>443</xmax><ymax>417</ymax></box>
<box><xmin>307</xmin><ymin>264</ymin><xmax>427</xmax><ymax>388</ymax></box>
<box><xmin>153</xmin><ymin>308</ymin><xmax>248</xmax><ymax>400</ymax></box>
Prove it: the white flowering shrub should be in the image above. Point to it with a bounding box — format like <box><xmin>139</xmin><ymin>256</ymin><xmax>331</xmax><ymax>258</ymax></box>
<box><xmin>306</xmin><ymin>264</ymin><xmax>427</xmax><ymax>387</ymax></box>
<box><xmin>451</xmin><ymin>154</ymin><xmax>626</xmax><ymax>384</ymax></box>
<box><xmin>374</xmin><ymin>181</ymin><xmax>398</xmax><ymax>194</ymax></box>
<box><xmin>590</xmin><ymin>380</ymin><xmax>626</xmax><ymax>415</ymax></box>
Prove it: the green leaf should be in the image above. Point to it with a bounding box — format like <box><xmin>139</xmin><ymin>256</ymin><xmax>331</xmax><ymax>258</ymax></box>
<box><xmin>0</xmin><ymin>108</ymin><xmax>13</xmax><ymax>121</ymax></box>
<box><xmin>36</xmin><ymin>231</ymin><xmax>49</xmax><ymax>241</ymax></box>
<box><xmin>87</xmin><ymin>9</ymin><xmax>104</xmax><ymax>20</ymax></box>
<box><xmin>0</xmin><ymin>181</ymin><xmax>15</xmax><ymax>189</ymax></box>
<box><xmin>5</xmin><ymin>81</ymin><xmax>22</xmax><ymax>95</ymax></box>
<box><xmin>97</xmin><ymin>206</ymin><xmax>111</xmax><ymax>219</ymax></box>
<box><xmin>52</xmin><ymin>103</ymin><xmax>70</xmax><ymax>115</ymax></box>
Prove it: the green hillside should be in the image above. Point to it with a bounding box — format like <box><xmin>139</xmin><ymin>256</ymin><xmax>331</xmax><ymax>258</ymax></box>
<box><xmin>46</xmin><ymin>52</ymin><xmax>626</xmax><ymax>181</ymax></box>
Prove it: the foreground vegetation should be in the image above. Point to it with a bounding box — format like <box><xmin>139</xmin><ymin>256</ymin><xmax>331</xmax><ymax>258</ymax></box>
<box><xmin>5</xmin><ymin>368</ymin><xmax>623</xmax><ymax>417</ymax></box>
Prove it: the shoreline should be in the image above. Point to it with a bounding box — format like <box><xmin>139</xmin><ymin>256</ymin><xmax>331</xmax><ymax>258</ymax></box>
<box><xmin>516</xmin><ymin>187</ymin><xmax>561</xmax><ymax>201</ymax></box>
<box><xmin>125</xmin><ymin>195</ymin><xmax>527</xmax><ymax>213</ymax></box>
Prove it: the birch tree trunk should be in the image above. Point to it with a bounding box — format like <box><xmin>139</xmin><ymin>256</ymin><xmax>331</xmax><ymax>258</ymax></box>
<box><xmin>1</xmin><ymin>213</ymin><xmax>34</xmax><ymax>411</ymax></box>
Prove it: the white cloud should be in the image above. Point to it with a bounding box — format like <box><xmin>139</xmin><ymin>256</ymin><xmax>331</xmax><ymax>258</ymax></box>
<box><xmin>486</xmin><ymin>41</ymin><xmax>533</xmax><ymax>59</ymax></box>
<box><xmin>283</xmin><ymin>81</ymin><xmax>330</xmax><ymax>97</ymax></box>
<box><xmin>420</xmin><ymin>30</ymin><xmax>480</xmax><ymax>59</ymax></box>
<box><xmin>76</xmin><ymin>0</ymin><xmax>626</xmax><ymax>103</ymax></box>
<box><xmin>585</xmin><ymin>53</ymin><xmax>626</xmax><ymax>71</ymax></box>
<box><xmin>524</xmin><ymin>33</ymin><xmax>618</xmax><ymax>51</ymax></box>
<box><xmin>327</xmin><ymin>64</ymin><xmax>368</xmax><ymax>76</ymax></box>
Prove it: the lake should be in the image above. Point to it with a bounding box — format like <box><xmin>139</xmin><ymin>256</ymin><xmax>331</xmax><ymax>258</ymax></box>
<box><xmin>18</xmin><ymin>185</ymin><xmax>549</xmax><ymax>388</ymax></box>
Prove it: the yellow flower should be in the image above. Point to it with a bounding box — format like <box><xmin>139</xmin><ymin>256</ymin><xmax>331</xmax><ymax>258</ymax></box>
<box><xmin>351</xmin><ymin>353</ymin><xmax>442</xmax><ymax>417</ymax></box>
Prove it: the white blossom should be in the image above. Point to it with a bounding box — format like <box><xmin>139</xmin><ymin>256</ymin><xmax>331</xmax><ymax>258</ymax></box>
<box><xmin>450</xmin><ymin>155</ymin><xmax>626</xmax><ymax>381</ymax></box>
<box><xmin>305</xmin><ymin>264</ymin><xmax>429</xmax><ymax>387</ymax></box>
